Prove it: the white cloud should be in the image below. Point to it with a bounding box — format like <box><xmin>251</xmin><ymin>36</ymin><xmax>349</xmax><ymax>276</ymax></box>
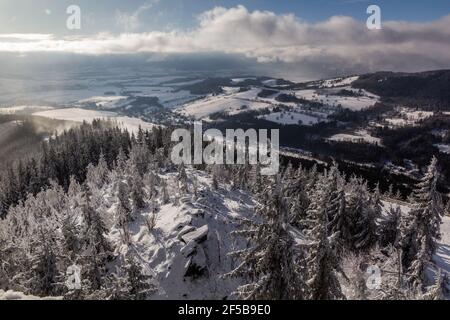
<box><xmin>115</xmin><ymin>0</ymin><xmax>159</xmax><ymax>31</ymax></box>
<box><xmin>0</xmin><ymin>33</ymin><xmax>54</xmax><ymax>41</ymax></box>
<box><xmin>0</xmin><ymin>5</ymin><xmax>449</xmax><ymax>73</ymax></box>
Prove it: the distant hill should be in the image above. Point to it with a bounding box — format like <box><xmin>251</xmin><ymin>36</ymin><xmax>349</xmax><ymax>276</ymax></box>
<box><xmin>352</xmin><ymin>70</ymin><xmax>450</xmax><ymax>109</ymax></box>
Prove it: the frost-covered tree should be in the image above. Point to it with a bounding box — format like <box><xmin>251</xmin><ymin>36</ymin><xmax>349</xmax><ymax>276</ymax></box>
<box><xmin>130</xmin><ymin>168</ymin><xmax>146</xmax><ymax>212</ymax></box>
<box><xmin>117</xmin><ymin>181</ymin><xmax>133</xmax><ymax>243</ymax></box>
<box><xmin>227</xmin><ymin>178</ymin><xmax>305</xmax><ymax>300</ymax></box>
<box><xmin>378</xmin><ymin>206</ymin><xmax>401</xmax><ymax>248</ymax></box>
<box><xmin>177</xmin><ymin>164</ymin><xmax>188</xmax><ymax>193</ymax></box>
<box><xmin>346</xmin><ymin>179</ymin><xmax>378</xmax><ymax>251</ymax></box>
<box><xmin>400</xmin><ymin>157</ymin><xmax>444</xmax><ymax>289</ymax></box>
<box><xmin>305</xmin><ymin>175</ymin><xmax>345</xmax><ymax>300</ymax></box>
<box><xmin>123</xmin><ymin>256</ymin><xmax>155</xmax><ymax>300</ymax></box>
<box><xmin>116</xmin><ymin>148</ymin><xmax>127</xmax><ymax>173</ymax></box>
<box><xmin>353</xmin><ymin>192</ymin><xmax>380</xmax><ymax>252</ymax></box>
<box><xmin>161</xmin><ymin>179</ymin><xmax>170</xmax><ymax>204</ymax></box>
<box><xmin>29</xmin><ymin>218</ymin><xmax>61</xmax><ymax>296</ymax></box>
<box><xmin>285</xmin><ymin>166</ymin><xmax>310</xmax><ymax>228</ymax></box>
<box><xmin>80</xmin><ymin>191</ymin><xmax>112</xmax><ymax>291</ymax></box>
<box><xmin>107</xmin><ymin>256</ymin><xmax>156</xmax><ymax>300</ymax></box>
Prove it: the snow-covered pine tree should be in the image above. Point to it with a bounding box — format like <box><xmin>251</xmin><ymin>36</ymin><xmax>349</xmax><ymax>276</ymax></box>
<box><xmin>130</xmin><ymin>167</ymin><xmax>146</xmax><ymax>212</ymax></box>
<box><xmin>305</xmin><ymin>174</ymin><xmax>345</xmax><ymax>300</ymax></box>
<box><xmin>29</xmin><ymin>216</ymin><xmax>61</xmax><ymax>296</ymax></box>
<box><xmin>354</xmin><ymin>184</ymin><xmax>381</xmax><ymax>251</ymax></box>
<box><xmin>227</xmin><ymin>177</ymin><xmax>305</xmax><ymax>300</ymax></box>
<box><xmin>80</xmin><ymin>190</ymin><xmax>112</xmax><ymax>291</ymax></box>
<box><xmin>285</xmin><ymin>165</ymin><xmax>310</xmax><ymax>228</ymax></box>
<box><xmin>322</xmin><ymin>165</ymin><xmax>348</xmax><ymax>242</ymax></box>
<box><xmin>329</xmin><ymin>187</ymin><xmax>349</xmax><ymax>247</ymax></box>
<box><xmin>106</xmin><ymin>255</ymin><xmax>156</xmax><ymax>300</ymax></box>
<box><xmin>346</xmin><ymin>179</ymin><xmax>378</xmax><ymax>252</ymax></box>
<box><xmin>161</xmin><ymin>179</ymin><xmax>170</xmax><ymax>204</ymax></box>
<box><xmin>177</xmin><ymin>164</ymin><xmax>188</xmax><ymax>193</ymax></box>
<box><xmin>378</xmin><ymin>206</ymin><xmax>401</xmax><ymax>248</ymax></box>
<box><xmin>400</xmin><ymin>156</ymin><xmax>444</xmax><ymax>288</ymax></box>
<box><xmin>117</xmin><ymin>181</ymin><xmax>133</xmax><ymax>243</ymax></box>
<box><xmin>116</xmin><ymin>148</ymin><xmax>127</xmax><ymax>173</ymax></box>
<box><xmin>123</xmin><ymin>256</ymin><xmax>155</xmax><ymax>300</ymax></box>
<box><xmin>86</xmin><ymin>152</ymin><xmax>109</xmax><ymax>189</ymax></box>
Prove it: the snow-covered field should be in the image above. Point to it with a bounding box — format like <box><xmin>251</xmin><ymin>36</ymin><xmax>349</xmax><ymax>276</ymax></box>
<box><xmin>317</xmin><ymin>76</ymin><xmax>360</xmax><ymax>88</ymax></box>
<box><xmin>434</xmin><ymin>144</ymin><xmax>450</xmax><ymax>154</ymax></box>
<box><xmin>179</xmin><ymin>89</ymin><xmax>271</xmax><ymax>119</ymax></box>
<box><xmin>385</xmin><ymin>109</ymin><xmax>434</xmax><ymax>128</ymax></box>
<box><xmin>78</xmin><ymin>96</ymin><xmax>128</xmax><ymax>109</ymax></box>
<box><xmin>294</xmin><ymin>88</ymin><xmax>379</xmax><ymax>111</ymax></box>
<box><xmin>0</xmin><ymin>105</ymin><xmax>54</xmax><ymax>114</ymax></box>
<box><xmin>259</xmin><ymin>111</ymin><xmax>327</xmax><ymax>126</ymax></box>
<box><xmin>33</xmin><ymin>108</ymin><xmax>156</xmax><ymax>133</ymax></box>
<box><xmin>328</xmin><ymin>130</ymin><xmax>382</xmax><ymax>145</ymax></box>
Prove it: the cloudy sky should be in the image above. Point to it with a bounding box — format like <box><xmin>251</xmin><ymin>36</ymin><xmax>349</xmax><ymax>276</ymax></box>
<box><xmin>0</xmin><ymin>0</ymin><xmax>449</xmax><ymax>79</ymax></box>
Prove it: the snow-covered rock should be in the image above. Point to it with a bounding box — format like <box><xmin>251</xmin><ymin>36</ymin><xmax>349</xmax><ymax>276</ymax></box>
<box><xmin>181</xmin><ymin>225</ymin><xmax>209</xmax><ymax>244</ymax></box>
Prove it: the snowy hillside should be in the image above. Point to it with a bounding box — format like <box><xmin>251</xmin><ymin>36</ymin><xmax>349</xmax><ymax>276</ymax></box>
<box><xmin>106</xmin><ymin>169</ymin><xmax>255</xmax><ymax>299</ymax></box>
<box><xmin>33</xmin><ymin>108</ymin><xmax>157</xmax><ymax>133</ymax></box>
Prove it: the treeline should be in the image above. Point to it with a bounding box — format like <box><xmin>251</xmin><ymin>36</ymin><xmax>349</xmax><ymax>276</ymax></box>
<box><xmin>0</xmin><ymin>119</ymin><xmax>173</xmax><ymax>217</ymax></box>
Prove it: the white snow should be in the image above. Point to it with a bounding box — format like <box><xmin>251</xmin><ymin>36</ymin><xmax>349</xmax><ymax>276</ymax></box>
<box><xmin>434</xmin><ymin>144</ymin><xmax>450</xmax><ymax>154</ymax></box>
<box><xmin>328</xmin><ymin>130</ymin><xmax>381</xmax><ymax>145</ymax></box>
<box><xmin>79</xmin><ymin>96</ymin><xmax>128</xmax><ymax>109</ymax></box>
<box><xmin>319</xmin><ymin>76</ymin><xmax>360</xmax><ymax>88</ymax></box>
<box><xmin>231</xmin><ymin>77</ymin><xmax>255</xmax><ymax>84</ymax></box>
<box><xmin>178</xmin><ymin>89</ymin><xmax>270</xmax><ymax>119</ymax></box>
<box><xmin>294</xmin><ymin>88</ymin><xmax>379</xmax><ymax>111</ymax></box>
<box><xmin>385</xmin><ymin>109</ymin><xmax>434</xmax><ymax>128</ymax></box>
<box><xmin>0</xmin><ymin>105</ymin><xmax>54</xmax><ymax>114</ymax></box>
<box><xmin>104</xmin><ymin>169</ymin><xmax>256</xmax><ymax>299</ymax></box>
<box><xmin>262</xmin><ymin>79</ymin><xmax>278</xmax><ymax>86</ymax></box>
<box><xmin>259</xmin><ymin>111</ymin><xmax>327</xmax><ymax>126</ymax></box>
<box><xmin>33</xmin><ymin>108</ymin><xmax>156</xmax><ymax>133</ymax></box>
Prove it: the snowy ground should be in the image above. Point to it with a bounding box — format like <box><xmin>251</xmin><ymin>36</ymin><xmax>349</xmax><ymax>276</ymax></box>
<box><xmin>0</xmin><ymin>105</ymin><xmax>54</xmax><ymax>114</ymax></box>
<box><xmin>78</xmin><ymin>96</ymin><xmax>129</xmax><ymax>109</ymax></box>
<box><xmin>259</xmin><ymin>111</ymin><xmax>328</xmax><ymax>126</ymax></box>
<box><xmin>385</xmin><ymin>109</ymin><xmax>434</xmax><ymax>128</ymax></box>
<box><xmin>434</xmin><ymin>144</ymin><xmax>450</xmax><ymax>155</ymax></box>
<box><xmin>33</xmin><ymin>108</ymin><xmax>156</xmax><ymax>133</ymax></box>
<box><xmin>179</xmin><ymin>88</ymin><xmax>271</xmax><ymax>119</ymax></box>
<box><xmin>294</xmin><ymin>88</ymin><xmax>379</xmax><ymax>111</ymax></box>
<box><xmin>104</xmin><ymin>169</ymin><xmax>255</xmax><ymax>299</ymax></box>
<box><xmin>328</xmin><ymin>130</ymin><xmax>382</xmax><ymax>145</ymax></box>
<box><xmin>317</xmin><ymin>76</ymin><xmax>360</xmax><ymax>88</ymax></box>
